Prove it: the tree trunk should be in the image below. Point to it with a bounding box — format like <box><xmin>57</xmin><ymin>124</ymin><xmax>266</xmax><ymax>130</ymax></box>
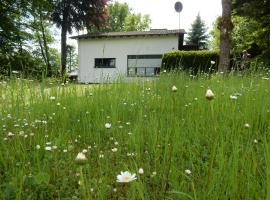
<box><xmin>218</xmin><ymin>0</ymin><xmax>233</xmax><ymax>72</ymax></box>
<box><xmin>61</xmin><ymin>20</ymin><xmax>67</xmax><ymax>82</ymax></box>
<box><xmin>40</xmin><ymin>13</ymin><xmax>52</xmax><ymax>77</ymax></box>
<box><xmin>36</xmin><ymin>30</ymin><xmax>46</xmax><ymax>68</ymax></box>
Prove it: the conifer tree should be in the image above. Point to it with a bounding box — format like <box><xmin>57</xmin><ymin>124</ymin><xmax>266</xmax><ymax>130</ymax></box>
<box><xmin>186</xmin><ymin>13</ymin><xmax>208</xmax><ymax>49</ymax></box>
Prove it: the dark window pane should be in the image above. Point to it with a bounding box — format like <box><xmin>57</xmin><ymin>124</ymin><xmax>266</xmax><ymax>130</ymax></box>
<box><xmin>127</xmin><ymin>55</ymin><xmax>162</xmax><ymax>59</ymax></box>
<box><xmin>95</xmin><ymin>58</ymin><xmax>116</xmax><ymax>68</ymax></box>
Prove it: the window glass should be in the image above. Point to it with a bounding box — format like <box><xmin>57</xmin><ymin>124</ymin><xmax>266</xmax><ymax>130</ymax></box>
<box><xmin>127</xmin><ymin>54</ymin><xmax>162</xmax><ymax>77</ymax></box>
<box><xmin>145</xmin><ymin>68</ymin><xmax>155</xmax><ymax>76</ymax></box>
<box><xmin>137</xmin><ymin>68</ymin><xmax>145</xmax><ymax>76</ymax></box>
<box><xmin>128</xmin><ymin>68</ymin><xmax>136</xmax><ymax>76</ymax></box>
<box><xmin>95</xmin><ymin>58</ymin><xmax>116</xmax><ymax>68</ymax></box>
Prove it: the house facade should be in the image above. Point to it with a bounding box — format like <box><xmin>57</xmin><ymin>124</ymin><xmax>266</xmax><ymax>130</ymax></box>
<box><xmin>71</xmin><ymin>29</ymin><xmax>185</xmax><ymax>83</ymax></box>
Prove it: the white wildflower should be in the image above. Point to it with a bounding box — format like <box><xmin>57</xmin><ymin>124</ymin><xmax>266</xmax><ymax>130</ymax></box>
<box><xmin>7</xmin><ymin>132</ymin><xmax>14</xmax><ymax>137</ymax></box>
<box><xmin>230</xmin><ymin>95</ymin><xmax>238</xmax><ymax>100</ymax></box>
<box><xmin>45</xmin><ymin>146</ymin><xmax>52</xmax><ymax>151</ymax></box>
<box><xmin>82</xmin><ymin>149</ymin><xmax>88</xmax><ymax>154</ymax></box>
<box><xmin>185</xmin><ymin>169</ymin><xmax>192</xmax><ymax>175</ymax></box>
<box><xmin>50</xmin><ymin>96</ymin><xmax>56</xmax><ymax>100</ymax></box>
<box><xmin>116</xmin><ymin>171</ymin><xmax>137</xmax><ymax>183</ymax></box>
<box><xmin>105</xmin><ymin>123</ymin><xmax>111</xmax><ymax>129</ymax></box>
<box><xmin>244</xmin><ymin>123</ymin><xmax>251</xmax><ymax>128</ymax></box>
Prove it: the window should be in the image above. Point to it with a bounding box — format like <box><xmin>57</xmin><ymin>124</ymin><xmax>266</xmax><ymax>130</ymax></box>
<box><xmin>127</xmin><ymin>55</ymin><xmax>162</xmax><ymax>77</ymax></box>
<box><xmin>95</xmin><ymin>58</ymin><xmax>116</xmax><ymax>68</ymax></box>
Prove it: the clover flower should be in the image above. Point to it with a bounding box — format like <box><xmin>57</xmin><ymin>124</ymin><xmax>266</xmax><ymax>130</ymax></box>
<box><xmin>105</xmin><ymin>123</ymin><xmax>111</xmax><ymax>129</ymax></box>
<box><xmin>75</xmin><ymin>152</ymin><xmax>87</xmax><ymax>164</ymax></box>
<box><xmin>205</xmin><ymin>89</ymin><xmax>214</xmax><ymax>100</ymax></box>
<box><xmin>138</xmin><ymin>168</ymin><xmax>144</xmax><ymax>174</ymax></box>
<box><xmin>172</xmin><ymin>85</ymin><xmax>177</xmax><ymax>92</ymax></box>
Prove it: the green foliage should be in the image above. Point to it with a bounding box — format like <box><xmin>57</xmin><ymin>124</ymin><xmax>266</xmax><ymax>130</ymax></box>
<box><xmin>51</xmin><ymin>0</ymin><xmax>108</xmax><ymax>78</ymax></box>
<box><xmin>0</xmin><ymin>0</ymin><xmax>61</xmax><ymax>79</ymax></box>
<box><xmin>162</xmin><ymin>50</ymin><xmax>219</xmax><ymax>73</ymax></box>
<box><xmin>231</xmin><ymin>16</ymin><xmax>261</xmax><ymax>53</ymax></box>
<box><xmin>208</xmin><ymin>16</ymin><xmax>221</xmax><ymax>50</ymax></box>
<box><xmin>104</xmin><ymin>2</ymin><xmax>130</xmax><ymax>32</ymax></box>
<box><xmin>233</xmin><ymin>0</ymin><xmax>270</xmax><ymax>63</ymax></box>
<box><xmin>185</xmin><ymin>13</ymin><xmax>209</xmax><ymax>49</ymax></box>
<box><xmin>124</xmin><ymin>13</ymin><xmax>151</xmax><ymax>32</ymax></box>
<box><xmin>88</xmin><ymin>1</ymin><xmax>151</xmax><ymax>32</ymax></box>
<box><xmin>66</xmin><ymin>45</ymin><xmax>78</xmax><ymax>72</ymax></box>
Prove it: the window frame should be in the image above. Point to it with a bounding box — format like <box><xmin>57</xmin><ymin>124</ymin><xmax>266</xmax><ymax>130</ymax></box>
<box><xmin>94</xmin><ymin>58</ymin><xmax>116</xmax><ymax>68</ymax></box>
<box><xmin>127</xmin><ymin>54</ymin><xmax>162</xmax><ymax>77</ymax></box>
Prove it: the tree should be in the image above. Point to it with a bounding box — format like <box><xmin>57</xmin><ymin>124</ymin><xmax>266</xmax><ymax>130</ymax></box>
<box><xmin>124</xmin><ymin>13</ymin><xmax>151</xmax><ymax>31</ymax></box>
<box><xmin>233</xmin><ymin>0</ymin><xmax>270</xmax><ymax>61</ymax></box>
<box><xmin>88</xmin><ymin>1</ymin><xmax>151</xmax><ymax>32</ymax></box>
<box><xmin>104</xmin><ymin>2</ymin><xmax>129</xmax><ymax>32</ymax></box>
<box><xmin>66</xmin><ymin>45</ymin><xmax>77</xmax><ymax>72</ymax></box>
<box><xmin>231</xmin><ymin>16</ymin><xmax>260</xmax><ymax>54</ymax></box>
<box><xmin>30</xmin><ymin>0</ymin><xmax>54</xmax><ymax>77</ymax></box>
<box><xmin>218</xmin><ymin>0</ymin><xmax>233</xmax><ymax>72</ymax></box>
<box><xmin>51</xmin><ymin>0</ymin><xmax>108</xmax><ymax>81</ymax></box>
<box><xmin>208</xmin><ymin>16</ymin><xmax>221</xmax><ymax>50</ymax></box>
<box><xmin>185</xmin><ymin>13</ymin><xmax>208</xmax><ymax>49</ymax></box>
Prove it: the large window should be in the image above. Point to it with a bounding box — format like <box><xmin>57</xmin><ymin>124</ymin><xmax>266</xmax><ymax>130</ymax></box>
<box><xmin>95</xmin><ymin>58</ymin><xmax>116</xmax><ymax>68</ymax></box>
<box><xmin>127</xmin><ymin>55</ymin><xmax>162</xmax><ymax>77</ymax></box>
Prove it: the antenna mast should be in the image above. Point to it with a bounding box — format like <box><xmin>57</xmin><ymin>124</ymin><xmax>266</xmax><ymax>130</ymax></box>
<box><xmin>174</xmin><ymin>1</ymin><xmax>183</xmax><ymax>29</ymax></box>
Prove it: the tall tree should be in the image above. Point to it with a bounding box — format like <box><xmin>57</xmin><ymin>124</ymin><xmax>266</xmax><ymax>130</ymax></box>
<box><xmin>88</xmin><ymin>1</ymin><xmax>151</xmax><ymax>33</ymax></box>
<box><xmin>185</xmin><ymin>13</ymin><xmax>208</xmax><ymax>49</ymax></box>
<box><xmin>51</xmin><ymin>0</ymin><xmax>108</xmax><ymax>80</ymax></box>
<box><xmin>124</xmin><ymin>13</ymin><xmax>151</xmax><ymax>31</ymax></box>
<box><xmin>218</xmin><ymin>0</ymin><xmax>233</xmax><ymax>72</ymax></box>
<box><xmin>233</xmin><ymin>0</ymin><xmax>270</xmax><ymax>60</ymax></box>
<box><xmin>231</xmin><ymin>16</ymin><xmax>260</xmax><ymax>54</ymax></box>
<box><xmin>208</xmin><ymin>16</ymin><xmax>221</xmax><ymax>50</ymax></box>
<box><xmin>30</xmin><ymin>0</ymin><xmax>54</xmax><ymax>77</ymax></box>
<box><xmin>66</xmin><ymin>45</ymin><xmax>77</xmax><ymax>72</ymax></box>
<box><xmin>105</xmin><ymin>2</ymin><xmax>129</xmax><ymax>32</ymax></box>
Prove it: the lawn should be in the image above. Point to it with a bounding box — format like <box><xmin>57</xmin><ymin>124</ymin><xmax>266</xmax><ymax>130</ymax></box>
<box><xmin>0</xmin><ymin>72</ymin><xmax>270</xmax><ymax>199</ymax></box>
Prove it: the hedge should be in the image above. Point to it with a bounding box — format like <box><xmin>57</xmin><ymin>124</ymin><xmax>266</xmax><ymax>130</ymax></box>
<box><xmin>161</xmin><ymin>50</ymin><xmax>219</xmax><ymax>73</ymax></box>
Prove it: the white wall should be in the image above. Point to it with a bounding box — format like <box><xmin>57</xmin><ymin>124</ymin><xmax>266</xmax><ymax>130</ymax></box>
<box><xmin>78</xmin><ymin>35</ymin><xmax>178</xmax><ymax>83</ymax></box>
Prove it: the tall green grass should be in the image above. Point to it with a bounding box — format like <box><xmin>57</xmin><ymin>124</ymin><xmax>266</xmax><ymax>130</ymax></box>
<box><xmin>0</xmin><ymin>72</ymin><xmax>270</xmax><ymax>199</ymax></box>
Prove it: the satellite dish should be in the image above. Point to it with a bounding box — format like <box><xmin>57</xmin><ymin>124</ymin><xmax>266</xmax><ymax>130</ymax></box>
<box><xmin>175</xmin><ymin>1</ymin><xmax>183</xmax><ymax>13</ymax></box>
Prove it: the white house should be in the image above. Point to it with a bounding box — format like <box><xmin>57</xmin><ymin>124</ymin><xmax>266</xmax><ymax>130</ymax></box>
<box><xmin>71</xmin><ymin>29</ymin><xmax>185</xmax><ymax>83</ymax></box>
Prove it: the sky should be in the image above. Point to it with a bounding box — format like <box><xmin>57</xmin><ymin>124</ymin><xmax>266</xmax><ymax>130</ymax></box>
<box><xmin>116</xmin><ymin>0</ymin><xmax>222</xmax><ymax>31</ymax></box>
<box><xmin>68</xmin><ymin>0</ymin><xmax>222</xmax><ymax>47</ymax></box>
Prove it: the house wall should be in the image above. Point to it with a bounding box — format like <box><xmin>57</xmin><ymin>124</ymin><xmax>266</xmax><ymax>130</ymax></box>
<box><xmin>78</xmin><ymin>35</ymin><xmax>178</xmax><ymax>83</ymax></box>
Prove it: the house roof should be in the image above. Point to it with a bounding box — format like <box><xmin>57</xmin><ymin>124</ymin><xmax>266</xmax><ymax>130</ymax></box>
<box><xmin>70</xmin><ymin>29</ymin><xmax>185</xmax><ymax>40</ymax></box>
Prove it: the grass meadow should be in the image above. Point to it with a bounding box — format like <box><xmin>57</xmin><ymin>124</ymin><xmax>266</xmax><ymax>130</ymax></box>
<box><xmin>1</xmin><ymin>71</ymin><xmax>270</xmax><ymax>199</ymax></box>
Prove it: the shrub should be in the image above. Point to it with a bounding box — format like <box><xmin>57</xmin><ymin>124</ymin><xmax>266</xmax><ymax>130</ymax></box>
<box><xmin>161</xmin><ymin>50</ymin><xmax>219</xmax><ymax>74</ymax></box>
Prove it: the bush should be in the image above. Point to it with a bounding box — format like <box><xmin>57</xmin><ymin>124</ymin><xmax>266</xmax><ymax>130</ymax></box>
<box><xmin>0</xmin><ymin>50</ymin><xmax>60</xmax><ymax>80</ymax></box>
<box><xmin>162</xmin><ymin>50</ymin><xmax>219</xmax><ymax>74</ymax></box>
